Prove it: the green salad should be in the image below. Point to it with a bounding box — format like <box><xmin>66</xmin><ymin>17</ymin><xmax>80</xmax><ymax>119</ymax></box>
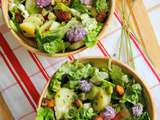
<box><xmin>8</xmin><ymin>0</ymin><xmax>111</xmax><ymax>54</ymax></box>
<box><xmin>36</xmin><ymin>60</ymin><xmax>151</xmax><ymax>120</ymax></box>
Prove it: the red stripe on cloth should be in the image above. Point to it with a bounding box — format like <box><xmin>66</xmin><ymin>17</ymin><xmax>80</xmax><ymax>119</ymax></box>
<box><xmin>0</xmin><ymin>33</ymin><xmax>40</xmax><ymax>104</ymax></box>
<box><xmin>0</xmin><ymin>51</ymin><xmax>36</xmax><ymax>110</ymax></box>
<box><xmin>114</xmin><ymin>10</ymin><xmax>160</xmax><ymax>81</ymax></box>
<box><xmin>98</xmin><ymin>41</ymin><xmax>110</xmax><ymax>57</ymax></box>
<box><xmin>68</xmin><ymin>55</ymin><xmax>75</xmax><ymax>61</ymax></box>
<box><xmin>28</xmin><ymin>52</ymin><xmax>50</xmax><ymax>81</ymax></box>
<box><xmin>130</xmin><ymin>33</ymin><xmax>160</xmax><ymax>81</ymax></box>
<box><xmin>97</xmin><ymin>42</ymin><xmax>109</xmax><ymax>57</ymax></box>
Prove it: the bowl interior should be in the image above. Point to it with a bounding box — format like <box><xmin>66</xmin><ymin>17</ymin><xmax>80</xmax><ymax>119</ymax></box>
<box><xmin>38</xmin><ymin>57</ymin><xmax>155</xmax><ymax>119</ymax></box>
<box><xmin>2</xmin><ymin>0</ymin><xmax>115</xmax><ymax>57</ymax></box>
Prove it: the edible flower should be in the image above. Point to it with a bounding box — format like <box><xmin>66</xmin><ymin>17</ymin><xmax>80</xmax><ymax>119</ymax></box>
<box><xmin>37</xmin><ymin>0</ymin><xmax>52</xmax><ymax>8</ymax></box>
<box><xmin>80</xmin><ymin>80</ymin><xmax>92</xmax><ymax>92</ymax></box>
<box><xmin>101</xmin><ymin>106</ymin><xmax>116</xmax><ymax>120</ymax></box>
<box><xmin>66</xmin><ymin>26</ymin><xmax>87</xmax><ymax>43</ymax></box>
<box><xmin>132</xmin><ymin>103</ymin><xmax>143</xmax><ymax>116</ymax></box>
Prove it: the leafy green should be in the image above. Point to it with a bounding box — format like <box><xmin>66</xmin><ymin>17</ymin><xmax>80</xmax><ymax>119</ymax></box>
<box><xmin>84</xmin><ymin>23</ymin><xmax>103</xmax><ymax>47</ymax></box>
<box><xmin>36</xmin><ymin>107</ymin><xmax>55</xmax><ymax>120</ymax></box>
<box><xmin>101</xmin><ymin>80</ymin><xmax>115</xmax><ymax>94</ymax></box>
<box><xmin>38</xmin><ymin>18</ymin><xmax>78</xmax><ymax>43</ymax></box>
<box><xmin>137</xmin><ymin>112</ymin><xmax>150</xmax><ymax>120</ymax></box>
<box><xmin>65</xmin><ymin>107</ymin><xmax>95</xmax><ymax>120</ymax></box>
<box><xmin>120</xmin><ymin>83</ymin><xmax>142</xmax><ymax>104</ymax></box>
<box><xmin>90</xmin><ymin>68</ymin><xmax>109</xmax><ymax>85</ymax></box>
<box><xmin>42</xmin><ymin>39</ymin><xmax>67</xmax><ymax>54</ymax></box>
<box><xmin>35</xmin><ymin>18</ymin><xmax>79</xmax><ymax>52</ymax></box>
<box><xmin>49</xmin><ymin>61</ymin><xmax>94</xmax><ymax>92</ymax></box>
<box><xmin>25</xmin><ymin>0</ymin><xmax>41</xmax><ymax>14</ymax></box>
<box><xmin>71</xmin><ymin>0</ymin><xmax>89</xmax><ymax>14</ymax></box>
<box><xmin>48</xmin><ymin>78</ymin><xmax>61</xmax><ymax>93</ymax></box>
<box><xmin>54</xmin><ymin>3</ymin><xmax>71</xmax><ymax>12</ymax></box>
<box><xmin>14</xmin><ymin>0</ymin><xmax>25</xmax><ymax>4</ymax></box>
<box><xmin>94</xmin><ymin>0</ymin><xmax>109</xmax><ymax>12</ymax></box>
<box><xmin>109</xmin><ymin>65</ymin><xmax>125</xmax><ymax>86</ymax></box>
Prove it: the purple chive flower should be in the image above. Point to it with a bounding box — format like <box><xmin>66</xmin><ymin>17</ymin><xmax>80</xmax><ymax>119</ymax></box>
<box><xmin>80</xmin><ymin>80</ymin><xmax>92</xmax><ymax>92</ymax></box>
<box><xmin>102</xmin><ymin>106</ymin><xmax>116</xmax><ymax>120</ymax></box>
<box><xmin>36</xmin><ymin>0</ymin><xmax>52</xmax><ymax>8</ymax></box>
<box><xmin>80</xmin><ymin>0</ymin><xmax>93</xmax><ymax>5</ymax></box>
<box><xmin>66</xmin><ymin>26</ymin><xmax>87</xmax><ymax>43</ymax></box>
<box><xmin>132</xmin><ymin>103</ymin><xmax>143</xmax><ymax>116</ymax></box>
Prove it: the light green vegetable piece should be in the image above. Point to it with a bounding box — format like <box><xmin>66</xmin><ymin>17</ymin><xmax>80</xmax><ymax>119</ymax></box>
<box><xmin>49</xmin><ymin>21</ymin><xmax>60</xmax><ymax>31</ymax></box>
<box><xmin>93</xmin><ymin>88</ymin><xmax>111</xmax><ymax>112</ymax></box>
<box><xmin>90</xmin><ymin>68</ymin><xmax>109</xmax><ymax>85</ymax></box>
<box><xmin>25</xmin><ymin>0</ymin><xmax>41</xmax><ymax>14</ymax></box>
<box><xmin>54</xmin><ymin>3</ymin><xmax>71</xmax><ymax>12</ymax></box>
<box><xmin>42</xmin><ymin>39</ymin><xmax>67</xmax><ymax>54</ymax></box>
<box><xmin>36</xmin><ymin>107</ymin><xmax>55</xmax><ymax>120</ymax></box>
<box><xmin>24</xmin><ymin>14</ymin><xmax>44</xmax><ymax>27</ymax></box>
<box><xmin>9</xmin><ymin>20</ymin><xmax>18</xmax><ymax>32</ymax></box>
<box><xmin>94</xmin><ymin>0</ymin><xmax>109</xmax><ymax>12</ymax></box>
<box><xmin>86</xmin><ymin>86</ymin><xmax>100</xmax><ymax>99</ymax></box>
<box><xmin>55</xmin><ymin>88</ymin><xmax>75</xmax><ymax>120</ymax></box>
<box><xmin>81</xmin><ymin>13</ymin><xmax>97</xmax><ymax>32</ymax></box>
<box><xmin>69</xmin><ymin>40</ymin><xmax>85</xmax><ymax>50</ymax></box>
<box><xmin>39</xmin><ymin>20</ymin><xmax>53</xmax><ymax>33</ymax></box>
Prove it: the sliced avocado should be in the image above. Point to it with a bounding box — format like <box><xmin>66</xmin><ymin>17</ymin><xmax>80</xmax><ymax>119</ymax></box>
<box><xmin>93</xmin><ymin>89</ymin><xmax>111</xmax><ymax>112</ymax></box>
<box><xmin>69</xmin><ymin>40</ymin><xmax>85</xmax><ymax>50</ymax></box>
<box><xmin>86</xmin><ymin>86</ymin><xmax>100</xmax><ymax>99</ymax></box>
<box><xmin>25</xmin><ymin>0</ymin><xmax>41</xmax><ymax>14</ymax></box>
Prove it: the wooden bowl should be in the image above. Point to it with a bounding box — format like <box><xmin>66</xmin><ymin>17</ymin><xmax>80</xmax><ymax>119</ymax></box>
<box><xmin>2</xmin><ymin>0</ymin><xmax>115</xmax><ymax>57</ymax></box>
<box><xmin>38</xmin><ymin>57</ymin><xmax>156</xmax><ymax>120</ymax></box>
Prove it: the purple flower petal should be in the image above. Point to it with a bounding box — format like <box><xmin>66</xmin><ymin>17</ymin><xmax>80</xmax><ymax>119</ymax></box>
<box><xmin>102</xmin><ymin>106</ymin><xmax>116</xmax><ymax>120</ymax></box>
<box><xmin>37</xmin><ymin>0</ymin><xmax>51</xmax><ymax>8</ymax></box>
<box><xmin>132</xmin><ymin>103</ymin><xmax>143</xmax><ymax>116</ymax></box>
<box><xmin>80</xmin><ymin>80</ymin><xmax>92</xmax><ymax>92</ymax></box>
<box><xmin>66</xmin><ymin>26</ymin><xmax>87</xmax><ymax>43</ymax></box>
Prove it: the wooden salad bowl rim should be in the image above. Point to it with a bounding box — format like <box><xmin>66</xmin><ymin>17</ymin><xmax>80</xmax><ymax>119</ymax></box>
<box><xmin>38</xmin><ymin>57</ymin><xmax>156</xmax><ymax>120</ymax></box>
<box><xmin>2</xmin><ymin>0</ymin><xmax>115</xmax><ymax>57</ymax></box>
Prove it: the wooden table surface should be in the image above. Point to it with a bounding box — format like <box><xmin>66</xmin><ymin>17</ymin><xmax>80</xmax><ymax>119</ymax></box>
<box><xmin>0</xmin><ymin>94</ymin><xmax>14</xmax><ymax>120</ymax></box>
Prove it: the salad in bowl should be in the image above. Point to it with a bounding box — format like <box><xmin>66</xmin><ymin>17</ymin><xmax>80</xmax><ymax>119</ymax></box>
<box><xmin>2</xmin><ymin>0</ymin><xmax>115</xmax><ymax>57</ymax></box>
<box><xmin>36</xmin><ymin>58</ymin><xmax>155</xmax><ymax>120</ymax></box>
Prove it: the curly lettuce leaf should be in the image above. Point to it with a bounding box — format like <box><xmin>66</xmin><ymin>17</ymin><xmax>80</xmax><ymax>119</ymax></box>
<box><xmin>42</xmin><ymin>39</ymin><xmax>67</xmax><ymax>54</ymax></box>
<box><xmin>49</xmin><ymin>61</ymin><xmax>94</xmax><ymax>92</ymax></box>
<box><xmin>84</xmin><ymin>23</ymin><xmax>103</xmax><ymax>47</ymax></box>
<box><xmin>71</xmin><ymin>0</ymin><xmax>89</xmax><ymax>14</ymax></box>
<box><xmin>65</xmin><ymin>107</ymin><xmax>95</xmax><ymax>120</ymax></box>
<box><xmin>90</xmin><ymin>68</ymin><xmax>109</xmax><ymax>85</ymax></box>
<box><xmin>109</xmin><ymin>65</ymin><xmax>125</xmax><ymax>86</ymax></box>
<box><xmin>36</xmin><ymin>107</ymin><xmax>55</xmax><ymax>120</ymax></box>
<box><xmin>94</xmin><ymin>0</ymin><xmax>109</xmax><ymax>12</ymax></box>
<box><xmin>120</xmin><ymin>83</ymin><xmax>142</xmax><ymax>104</ymax></box>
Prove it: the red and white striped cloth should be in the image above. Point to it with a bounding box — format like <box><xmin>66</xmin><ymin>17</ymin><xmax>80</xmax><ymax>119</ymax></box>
<box><xmin>0</xmin><ymin>0</ymin><xmax>160</xmax><ymax>120</ymax></box>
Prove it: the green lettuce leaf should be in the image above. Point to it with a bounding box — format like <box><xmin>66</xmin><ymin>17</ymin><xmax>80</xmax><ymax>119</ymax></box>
<box><xmin>36</xmin><ymin>107</ymin><xmax>55</xmax><ymax>120</ymax></box>
<box><xmin>137</xmin><ymin>112</ymin><xmax>150</xmax><ymax>120</ymax></box>
<box><xmin>109</xmin><ymin>65</ymin><xmax>125</xmax><ymax>86</ymax></box>
<box><xmin>65</xmin><ymin>107</ymin><xmax>95</xmax><ymax>120</ymax></box>
<box><xmin>42</xmin><ymin>39</ymin><xmax>67</xmax><ymax>54</ymax></box>
<box><xmin>84</xmin><ymin>23</ymin><xmax>103</xmax><ymax>47</ymax></box>
<box><xmin>94</xmin><ymin>0</ymin><xmax>109</xmax><ymax>12</ymax></box>
<box><xmin>120</xmin><ymin>83</ymin><xmax>142</xmax><ymax>104</ymax></box>
<box><xmin>71</xmin><ymin>0</ymin><xmax>89</xmax><ymax>14</ymax></box>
